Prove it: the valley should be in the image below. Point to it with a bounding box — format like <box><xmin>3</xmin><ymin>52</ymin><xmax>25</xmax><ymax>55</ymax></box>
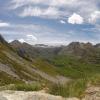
<box><xmin>0</xmin><ymin>34</ymin><xmax>100</xmax><ymax>99</ymax></box>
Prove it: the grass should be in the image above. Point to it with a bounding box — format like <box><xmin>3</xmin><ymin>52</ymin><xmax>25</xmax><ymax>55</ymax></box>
<box><xmin>0</xmin><ymin>43</ymin><xmax>100</xmax><ymax>98</ymax></box>
<box><xmin>33</xmin><ymin>58</ymin><xmax>59</xmax><ymax>76</ymax></box>
<box><xmin>46</xmin><ymin>55</ymin><xmax>100</xmax><ymax>97</ymax></box>
<box><xmin>0</xmin><ymin>72</ymin><xmax>23</xmax><ymax>86</ymax></box>
<box><xmin>10</xmin><ymin>83</ymin><xmax>42</xmax><ymax>91</ymax></box>
<box><xmin>0</xmin><ymin>82</ymin><xmax>42</xmax><ymax>91</ymax></box>
<box><xmin>89</xmin><ymin>74</ymin><xmax>100</xmax><ymax>85</ymax></box>
<box><xmin>47</xmin><ymin>55</ymin><xmax>100</xmax><ymax>79</ymax></box>
<box><xmin>0</xmin><ymin>43</ymin><xmax>46</xmax><ymax>84</ymax></box>
<box><xmin>48</xmin><ymin>79</ymin><xmax>87</xmax><ymax>97</ymax></box>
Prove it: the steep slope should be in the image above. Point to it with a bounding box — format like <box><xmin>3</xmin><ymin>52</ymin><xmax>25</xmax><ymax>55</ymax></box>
<box><xmin>0</xmin><ymin>36</ymin><xmax>42</xmax><ymax>85</ymax></box>
<box><xmin>10</xmin><ymin>40</ymin><xmax>61</xmax><ymax>60</ymax></box>
<box><xmin>0</xmin><ymin>35</ymin><xmax>68</xmax><ymax>86</ymax></box>
<box><xmin>10</xmin><ymin>40</ymin><xmax>100</xmax><ymax>64</ymax></box>
<box><xmin>59</xmin><ymin>42</ymin><xmax>100</xmax><ymax>64</ymax></box>
<box><xmin>5</xmin><ymin>38</ymin><xmax>100</xmax><ymax>96</ymax></box>
<box><xmin>59</xmin><ymin>42</ymin><xmax>95</xmax><ymax>57</ymax></box>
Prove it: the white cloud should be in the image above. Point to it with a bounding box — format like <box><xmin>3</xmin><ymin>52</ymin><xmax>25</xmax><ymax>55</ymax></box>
<box><xmin>43</xmin><ymin>7</ymin><xmax>59</xmax><ymax>18</ymax></box>
<box><xmin>51</xmin><ymin>0</ymin><xmax>77</xmax><ymax>7</ymax></box>
<box><xmin>26</xmin><ymin>34</ymin><xmax>37</xmax><ymax>44</ymax></box>
<box><xmin>18</xmin><ymin>38</ymin><xmax>26</xmax><ymax>43</ymax></box>
<box><xmin>20</xmin><ymin>6</ymin><xmax>59</xmax><ymax>18</ymax></box>
<box><xmin>10</xmin><ymin>0</ymin><xmax>100</xmax><ymax>22</ymax></box>
<box><xmin>0</xmin><ymin>21</ymin><xmax>10</xmax><ymax>27</ymax></box>
<box><xmin>20</xmin><ymin>7</ymin><xmax>43</xmax><ymax>17</ymax></box>
<box><xmin>68</xmin><ymin>13</ymin><xmax>84</xmax><ymax>24</ymax></box>
<box><xmin>11</xmin><ymin>0</ymin><xmax>50</xmax><ymax>9</ymax></box>
<box><xmin>11</xmin><ymin>0</ymin><xmax>76</xmax><ymax>9</ymax></box>
<box><xmin>8</xmin><ymin>39</ymin><xmax>13</xmax><ymax>43</ymax></box>
<box><xmin>11</xmin><ymin>0</ymin><xmax>78</xmax><ymax>19</ymax></box>
<box><xmin>60</xmin><ymin>20</ymin><xmax>66</xmax><ymax>24</ymax></box>
<box><xmin>26</xmin><ymin>34</ymin><xmax>37</xmax><ymax>41</ymax></box>
<box><xmin>89</xmin><ymin>11</ymin><xmax>100</xmax><ymax>23</ymax></box>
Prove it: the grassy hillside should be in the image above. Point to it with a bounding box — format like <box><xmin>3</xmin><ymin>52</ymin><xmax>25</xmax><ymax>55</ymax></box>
<box><xmin>0</xmin><ymin>36</ymin><xmax>65</xmax><ymax>87</ymax></box>
<box><xmin>0</xmin><ymin>35</ymin><xmax>100</xmax><ymax>97</ymax></box>
<box><xmin>0</xmin><ymin>43</ymin><xmax>43</xmax><ymax>85</ymax></box>
<box><xmin>46</xmin><ymin>55</ymin><xmax>100</xmax><ymax>97</ymax></box>
<box><xmin>47</xmin><ymin>55</ymin><xmax>100</xmax><ymax>79</ymax></box>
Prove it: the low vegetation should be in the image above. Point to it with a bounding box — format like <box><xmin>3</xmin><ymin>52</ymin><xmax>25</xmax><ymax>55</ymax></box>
<box><xmin>49</xmin><ymin>79</ymin><xmax>87</xmax><ymax>97</ymax></box>
<box><xmin>46</xmin><ymin>55</ymin><xmax>100</xmax><ymax>97</ymax></box>
<box><xmin>0</xmin><ymin>35</ymin><xmax>100</xmax><ymax>98</ymax></box>
<box><xmin>0</xmin><ymin>82</ymin><xmax>42</xmax><ymax>92</ymax></box>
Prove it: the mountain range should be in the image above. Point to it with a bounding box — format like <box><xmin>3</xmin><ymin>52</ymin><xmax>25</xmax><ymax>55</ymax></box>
<box><xmin>0</xmin><ymin>34</ymin><xmax>100</xmax><ymax>97</ymax></box>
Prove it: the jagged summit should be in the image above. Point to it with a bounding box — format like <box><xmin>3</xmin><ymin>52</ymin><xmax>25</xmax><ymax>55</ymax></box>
<box><xmin>10</xmin><ymin>40</ymin><xmax>22</xmax><ymax>46</ymax></box>
<box><xmin>67</xmin><ymin>42</ymin><xmax>93</xmax><ymax>48</ymax></box>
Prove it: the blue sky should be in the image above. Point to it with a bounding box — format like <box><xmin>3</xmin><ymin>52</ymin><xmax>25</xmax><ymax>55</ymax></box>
<box><xmin>0</xmin><ymin>0</ymin><xmax>100</xmax><ymax>45</ymax></box>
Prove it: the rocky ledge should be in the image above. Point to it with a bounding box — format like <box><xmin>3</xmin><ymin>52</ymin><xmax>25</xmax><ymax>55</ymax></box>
<box><xmin>0</xmin><ymin>91</ymin><xmax>78</xmax><ymax>100</ymax></box>
<box><xmin>0</xmin><ymin>86</ymin><xmax>99</xmax><ymax>100</ymax></box>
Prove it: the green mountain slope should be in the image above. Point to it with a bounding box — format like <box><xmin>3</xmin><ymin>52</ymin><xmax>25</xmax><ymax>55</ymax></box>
<box><xmin>10</xmin><ymin>39</ymin><xmax>100</xmax><ymax>83</ymax></box>
<box><xmin>0</xmin><ymin>36</ymin><xmax>42</xmax><ymax>85</ymax></box>
<box><xmin>0</xmin><ymin>35</ymin><xmax>65</xmax><ymax>86</ymax></box>
<box><xmin>10</xmin><ymin>39</ymin><xmax>100</xmax><ymax>96</ymax></box>
<box><xmin>0</xmin><ymin>34</ymin><xmax>100</xmax><ymax>97</ymax></box>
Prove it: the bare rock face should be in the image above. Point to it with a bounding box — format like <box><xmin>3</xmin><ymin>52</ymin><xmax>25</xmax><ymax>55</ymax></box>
<box><xmin>0</xmin><ymin>86</ymin><xmax>100</xmax><ymax>100</ymax></box>
<box><xmin>0</xmin><ymin>90</ymin><xmax>79</xmax><ymax>100</ymax></box>
<box><xmin>0</xmin><ymin>96</ymin><xmax>7</xmax><ymax>100</ymax></box>
<box><xmin>82</xmin><ymin>86</ymin><xmax>100</xmax><ymax>100</ymax></box>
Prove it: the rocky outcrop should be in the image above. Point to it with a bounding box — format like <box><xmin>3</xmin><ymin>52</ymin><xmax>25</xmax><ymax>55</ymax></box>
<box><xmin>0</xmin><ymin>86</ymin><xmax>100</xmax><ymax>100</ymax></box>
<box><xmin>82</xmin><ymin>86</ymin><xmax>100</xmax><ymax>100</ymax></box>
<box><xmin>0</xmin><ymin>90</ymin><xmax>79</xmax><ymax>100</ymax></box>
<box><xmin>0</xmin><ymin>62</ymin><xmax>19</xmax><ymax>78</ymax></box>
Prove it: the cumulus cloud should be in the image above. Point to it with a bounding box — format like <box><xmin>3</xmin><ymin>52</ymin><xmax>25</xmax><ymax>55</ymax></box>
<box><xmin>89</xmin><ymin>11</ymin><xmax>100</xmax><ymax>23</ymax></box>
<box><xmin>68</xmin><ymin>13</ymin><xmax>84</xmax><ymax>24</ymax></box>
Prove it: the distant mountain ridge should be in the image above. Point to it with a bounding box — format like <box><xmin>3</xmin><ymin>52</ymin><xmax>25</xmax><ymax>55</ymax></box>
<box><xmin>0</xmin><ymin>34</ymin><xmax>68</xmax><ymax>85</ymax></box>
<box><xmin>0</xmin><ymin>34</ymin><xmax>100</xmax><ymax>98</ymax></box>
<box><xmin>10</xmin><ymin>40</ymin><xmax>100</xmax><ymax>62</ymax></box>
